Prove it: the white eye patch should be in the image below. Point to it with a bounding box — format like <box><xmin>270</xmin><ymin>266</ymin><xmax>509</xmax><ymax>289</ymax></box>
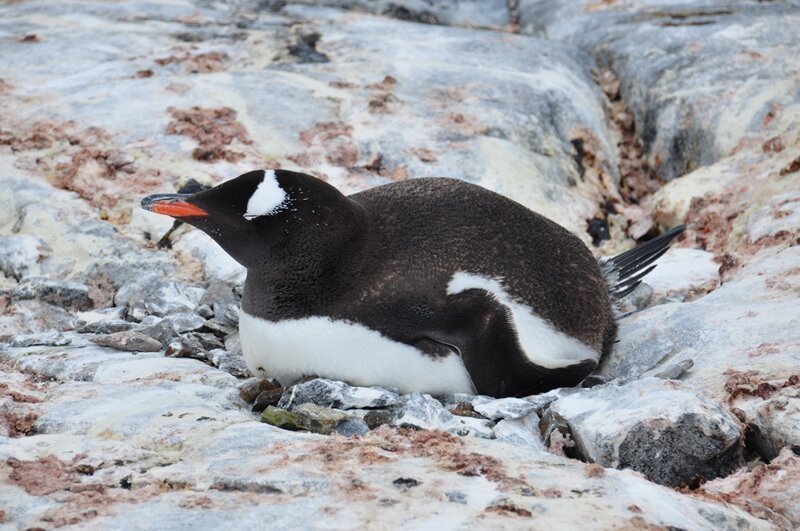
<box><xmin>244</xmin><ymin>170</ymin><xmax>287</xmax><ymax>220</ymax></box>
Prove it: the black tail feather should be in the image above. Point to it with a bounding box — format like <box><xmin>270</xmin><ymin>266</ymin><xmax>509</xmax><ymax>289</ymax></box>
<box><xmin>601</xmin><ymin>225</ymin><xmax>686</xmax><ymax>300</ymax></box>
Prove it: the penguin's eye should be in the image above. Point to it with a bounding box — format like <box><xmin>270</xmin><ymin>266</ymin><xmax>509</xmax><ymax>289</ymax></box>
<box><xmin>244</xmin><ymin>169</ymin><xmax>288</xmax><ymax>220</ymax></box>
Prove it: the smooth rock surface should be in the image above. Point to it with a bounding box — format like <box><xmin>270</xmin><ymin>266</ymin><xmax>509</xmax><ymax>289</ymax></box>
<box><xmin>519</xmin><ymin>0</ymin><xmax>800</xmax><ymax>181</ymax></box>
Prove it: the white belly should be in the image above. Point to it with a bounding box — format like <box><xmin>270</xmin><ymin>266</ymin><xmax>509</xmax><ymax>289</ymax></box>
<box><xmin>238</xmin><ymin>311</ymin><xmax>475</xmax><ymax>395</ymax></box>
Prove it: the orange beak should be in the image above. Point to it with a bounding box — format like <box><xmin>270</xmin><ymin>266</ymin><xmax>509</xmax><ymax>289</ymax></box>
<box><xmin>141</xmin><ymin>194</ymin><xmax>209</xmax><ymax>218</ymax></box>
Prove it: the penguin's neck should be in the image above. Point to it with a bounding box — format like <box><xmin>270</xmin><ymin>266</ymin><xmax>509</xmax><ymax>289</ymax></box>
<box><xmin>241</xmin><ymin>206</ymin><xmax>373</xmax><ymax>320</ymax></box>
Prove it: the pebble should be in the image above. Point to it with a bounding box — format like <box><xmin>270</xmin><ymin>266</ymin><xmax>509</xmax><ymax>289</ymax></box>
<box><xmin>277</xmin><ymin>378</ymin><xmax>401</xmax><ymax>411</ymax></box>
<box><xmin>90</xmin><ymin>331</ymin><xmax>163</xmax><ymax>352</ymax></box>
<box><xmin>238</xmin><ymin>377</ymin><xmax>282</xmax><ymax>404</ymax></box>
<box><xmin>471</xmin><ymin>396</ymin><xmax>538</xmax><ymax>421</ymax></box>
<box><xmin>164</xmin><ymin>337</ymin><xmax>207</xmax><ymax>360</ymax></box>
<box><xmin>12</xmin><ymin>277</ymin><xmax>92</xmax><ymax>310</ymax></box>
<box><xmin>260</xmin><ymin>406</ymin><xmax>300</xmax><ymax>430</ymax></box>
<box><xmin>77</xmin><ymin>319</ymin><xmax>136</xmax><ymax>334</ymax></box>
<box><xmin>10</xmin><ymin>330</ymin><xmax>71</xmax><ymax>347</ymax></box>
<box><xmin>293</xmin><ymin>403</ymin><xmax>352</xmax><ymax>435</ymax></box>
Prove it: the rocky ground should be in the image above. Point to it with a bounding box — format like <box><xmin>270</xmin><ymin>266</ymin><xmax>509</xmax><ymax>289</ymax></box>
<box><xmin>0</xmin><ymin>0</ymin><xmax>798</xmax><ymax>529</ymax></box>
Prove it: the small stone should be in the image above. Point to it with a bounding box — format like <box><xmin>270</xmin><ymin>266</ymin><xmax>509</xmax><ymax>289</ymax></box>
<box><xmin>293</xmin><ymin>403</ymin><xmax>351</xmax><ymax>435</ymax></box>
<box><xmin>438</xmin><ymin>393</ymin><xmax>477</xmax><ymax>408</ymax></box>
<box><xmin>471</xmin><ymin>396</ymin><xmax>538</xmax><ymax>421</ymax></box>
<box><xmin>12</xmin><ymin>277</ymin><xmax>92</xmax><ymax>310</ymax></box>
<box><xmin>393</xmin><ymin>393</ymin><xmax>494</xmax><ymax>438</ymax></box>
<box><xmin>127</xmin><ymin>303</ymin><xmax>147</xmax><ymax>322</ymax></box>
<box><xmin>203</xmin><ymin>318</ymin><xmax>237</xmax><ymax>337</ymax></box>
<box><xmin>165</xmin><ymin>337</ymin><xmax>206</xmax><ymax>360</ymax></box>
<box><xmin>539</xmin><ymin>409</ymin><xmax>573</xmax><ymax>456</ymax></box>
<box><xmin>10</xmin><ymin>330</ymin><xmax>71</xmax><ymax>347</ymax></box>
<box><xmin>277</xmin><ymin>378</ymin><xmax>401</xmax><ymax>410</ymax></box>
<box><xmin>137</xmin><ymin>319</ymin><xmax>180</xmax><ymax>345</ymax></box>
<box><xmin>524</xmin><ymin>387</ymin><xmax>581</xmax><ymax>416</ymax></box>
<box><xmin>185</xmin><ymin>332</ymin><xmax>224</xmax><ymax>351</ymax></box>
<box><xmin>77</xmin><ymin>319</ymin><xmax>136</xmax><ymax>334</ymax></box>
<box><xmin>392</xmin><ymin>477</ymin><xmax>420</xmax><ymax>491</ymax></box>
<box><xmin>334</xmin><ymin>417</ymin><xmax>369</xmax><ymax>437</ymax></box>
<box><xmin>210</xmin><ymin>349</ymin><xmax>250</xmax><ymax>377</ymax></box>
<box><xmin>445</xmin><ymin>491</ymin><xmax>467</xmax><ymax>504</ymax></box>
<box><xmin>114</xmin><ymin>274</ymin><xmax>205</xmax><ymax>317</ymax></box>
<box><xmin>239</xmin><ymin>377</ymin><xmax>282</xmax><ymax>403</ymax></box>
<box><xmin>223</xmin><ymin>303</ymin><xmax>240</xmax><ymax>324</ymax></box>
<box><xmin>448</xmin><ymin>402</ymin><xmax>485</xmax><ymax>419</ymax></box>
<box><xmin>493</xmin><ymin>416</ymin><xmax>544</xmax><ymax>450</ymax></box>
<box><xmin>138</xmin><ymin>316</ymin><xmax>163</xmax><ymax>327</ymax></box>
<box><xmin>364</xmin><ymin>409</ymin><xmax>395</xmax><ymax>430</ymax></box>
<box><xmin>164</xmin><ymin>312</ymin><xmax>206</xmax><ymax>333</ymax></box>
<box><xmin>251</xmin><ymin>387</ymin><xmax>285</xmax><ymax>413</ymax></box>
<box><xmin>653</xmin><ymin>359</ymin><xmax>695</xmax><ymax>380</ymax></box>
<box><xmin>260</xmin><ymin>406</ymin><xmax>299</xmax><ymax>430</ymax></box>
<box><xmin>90</xmin><ymin>331</ymin><xmax>162</xmax><ymax>352</ymax></box>
<box><xmin>196</xmin><ymin>304</ymin><xmax>214</xmax><ymax>319</ymax></box>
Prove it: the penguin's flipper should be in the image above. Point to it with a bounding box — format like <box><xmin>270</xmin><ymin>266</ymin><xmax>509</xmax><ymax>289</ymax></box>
<box><xmin>600</xmin><ymin>225</ymin><xmax>686</xmax><ymax>300</ymax></box>
<box><xmin>424</xmin><ymin>290</ymin><xmax>597</xmax><ymax>397</ymax></box>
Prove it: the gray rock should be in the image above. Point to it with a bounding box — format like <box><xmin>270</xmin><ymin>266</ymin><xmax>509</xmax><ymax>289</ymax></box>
<box><xmin>239</xmin><ymin>377</ymin><xmax>283</xmax><ymax>404</ymax></box>
<box><xmin>292</xmin><ymin>403</ymin><xmax>352</xmax><ymax>435</ymax></box>
<box><xmin>653</xmin><ymin>359</ymin><xmax>694</xmax><ymax>381</ymax></box>
<box><xmin>0</xmin><ymin>234</ymin><xmax>47</xmax><ymax>280</ymax></box>
<box><xmin>209</xmin><ymin>349</ymin><xmax>250</xmax><ymax>378</ymax></box>
<box><xmin>333</xmin><ymin>417</ymin><xmax>370</xmax><ymax>437</ymax></box>
<box><xmin>77</xmin><ymin>318</ymin><xmax>136</xmax><ymax>334</ymax></box>
<box><xmin>10</xmin><ymin>330</ymin><xmax>71</xmax><ymax>347</ymax></box>
<box><xmin>114</xmin><ymin>274</ymin><xmax>205</xmax><ymax>317</ymax></box>
<box><xmin>523</xmin><ymin>387</ymin><xmax>582</xmax><ymax>416</ymax></box>
<box><xmin>165</xmin><ymin>337</ymin><xmax>207</xmax><ymax>361</ymax></box>
<box><xmin>0</xmin><ymin>300</ymin><xmax>83</xmax><ymax>338</ymax></box>
<box><xmin>493</xmin><ymin>416</ymin><xmax>545</xmax><ymax>450</ymax></box>
<box><xmin>549</xmin><ymin>378</ymin><xmax>744</xmax><ymax>486</ymax></box>
<box><xmin>203</xmin><ymin>318</ymin><xmax>237</xmax><ymax>337</ymax></box>
<box><xmin>164</xmin><ymin>312</ymin><xmax>206</xmax><ymax>333</ymax></box>
<box><xmin>471</xmin><ymin>396</ymin><xmax>538</xmax><ymax>421</ymax></box>
<box><xmin>277</xmin><ymin>378</ymin><xmax>401</xmax><ymax>410</ymax></box>
<box><xmin>198</xmin><ymin>280</ymin><xmax>240</xmax><ymax>322</ymax></box>
<box><xmin>137</xmin><ymin>318</ymin><xmax>180</xmax><ymax>345</ymax></box>
<box><xmin>393</xmin><ymin>392</ymin><xmax>494</xmax><ymax>438</ymax></box>
<box><xmin>185</xmin><ymin>332</ymin><xmax>225</xmax><ymax>351</ymax></box>
<box><xmin>195</xmin><ymin>304</ymin><xmax>215</xmax><ymax>319</ymax></box>
<box><xmin>12</xmin><ymin>276</ymin><xmax>92</xmax><ymax>310</ymax></box>
<box><xmin>90</xmin><ymin>331</ymin><xmax>163</xmax><ymax>352</ymax></box>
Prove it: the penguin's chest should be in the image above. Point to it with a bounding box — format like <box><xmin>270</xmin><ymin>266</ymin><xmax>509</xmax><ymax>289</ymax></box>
<box><xmin>238</xmin><ymin>311</ymin><xmax>475</xmax><ymax>394</ymax></box>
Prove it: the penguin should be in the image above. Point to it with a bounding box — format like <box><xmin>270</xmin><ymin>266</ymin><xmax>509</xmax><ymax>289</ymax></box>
<box><xmin>142</xmin><ymin>169</ymin><xmax>684</xmax><ymax>398</ymax></box>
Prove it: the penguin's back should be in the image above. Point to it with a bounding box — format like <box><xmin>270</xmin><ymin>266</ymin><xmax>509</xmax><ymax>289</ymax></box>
<box><xmin>348</xmin><ymin>177</ymin><xmax>614</xmax><ymax>352</ymax></box>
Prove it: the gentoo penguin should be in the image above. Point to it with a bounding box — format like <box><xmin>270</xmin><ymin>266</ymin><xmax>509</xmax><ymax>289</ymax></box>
<box><xmin>142</xmin><ymin>169</ymin><xmax>683</xmax><ymax>398</ymax></box>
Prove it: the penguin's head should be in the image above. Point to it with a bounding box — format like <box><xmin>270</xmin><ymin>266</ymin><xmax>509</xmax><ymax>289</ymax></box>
<box><xmin>141</xmin><ymin>169</ymin><xmax>364</xmax><ymax>270</ymax></box>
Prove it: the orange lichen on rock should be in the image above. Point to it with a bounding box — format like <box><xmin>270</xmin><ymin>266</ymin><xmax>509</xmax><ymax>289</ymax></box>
<box><xmin>6</xmin><ymin>456</ymin><xmax>76</xmax><ymax>496</ymax></box>
<box><xmin>166</xmin><ymin>106</ymin><xmax>252</xmax><ymax>163</ymax></box>
<box><xmin>155</xmin><ymin>51</ymin><xmax>228</xmax><ymax>74</ymax></box>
